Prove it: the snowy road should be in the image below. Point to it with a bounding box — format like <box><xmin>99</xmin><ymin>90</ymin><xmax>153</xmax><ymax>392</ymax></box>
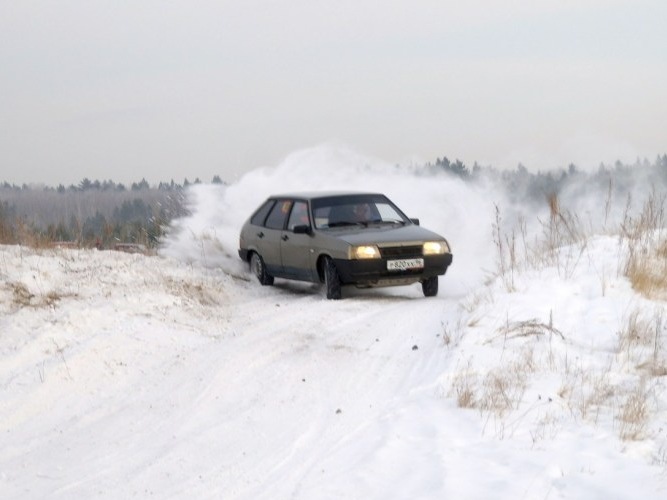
<box><xmin>1</xmin><ymin>246</ymin><xmax>464</xmax><ymax>499</ymax></box>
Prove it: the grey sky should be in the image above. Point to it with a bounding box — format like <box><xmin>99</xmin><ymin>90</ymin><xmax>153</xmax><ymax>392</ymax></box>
<box><xmin>1</xmin><ymin>0</ymin><xmax>665</xmax><ymax>186</ymax></box>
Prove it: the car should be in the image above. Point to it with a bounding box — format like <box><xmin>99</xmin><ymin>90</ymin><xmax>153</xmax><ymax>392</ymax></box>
<box><xmin>238</xmin><ymin>192</ymin><xmax>453</xmax><ymax>299</ymax></box>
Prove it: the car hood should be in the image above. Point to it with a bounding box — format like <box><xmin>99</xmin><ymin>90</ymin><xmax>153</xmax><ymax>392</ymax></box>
<box><xmin>327</xmin><ymin>224</ymin><xmax>446</xmax><ymax>245</ymax></box>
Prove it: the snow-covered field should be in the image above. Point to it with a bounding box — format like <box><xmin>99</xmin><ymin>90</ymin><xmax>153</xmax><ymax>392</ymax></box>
<box><xmin>2</xmin><ymin>146</ymin><xmax>666</xmax><ymax>499</ymax></box>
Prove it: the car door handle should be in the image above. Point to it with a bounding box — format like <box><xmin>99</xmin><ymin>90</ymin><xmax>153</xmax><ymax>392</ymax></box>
<box><xmin>257</xmin><ymin>231</ymin><xmax>265</xmax><ymax>238</ymax></box>
<box><xmin>281</xmin><ymin>235</ymin><xmax>289</xmax><ymax>241</ymax></box>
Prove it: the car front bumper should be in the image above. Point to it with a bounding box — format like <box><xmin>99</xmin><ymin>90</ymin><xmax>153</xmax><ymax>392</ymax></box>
<box><xmin>333</xmin><ymin>253</ymin><xmax>453</xmax><ymax>286</ymax></box>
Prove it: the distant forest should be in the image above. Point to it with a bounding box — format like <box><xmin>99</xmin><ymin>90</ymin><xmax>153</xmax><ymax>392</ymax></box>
<box><xmin>425</xmin><ymin>154</ymin><xmax>667</xmax><ymax>205</ymax></box>
<box><xmin>1</xmin><ymin>156</ymin><xmax>666</xmax><ymax>249</ymax></box>
<box><xmin>0</xmin><ymin>176</ymin><xmax>225</xmax><ymax>249</ymax></box>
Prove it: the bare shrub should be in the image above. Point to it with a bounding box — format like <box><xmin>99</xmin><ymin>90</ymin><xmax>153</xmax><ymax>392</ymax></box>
<box><xmin>492</xmin><ymin>193</ymin><xmax>588</xmax><ymax>283</ymax></box>
<box><xmin>537</xmin><ymin>193</ymin><xmax>588</xmax><ymax>278</ymax></box>
<box><xmin>492</xmin><ymin>204</ymin><xmax>516</xmax><ymax>291</ymax></box>
<box><xmin>0</xmin><ymin>211</ymin><xmax>15</xmax><ymax>244</ymax></box>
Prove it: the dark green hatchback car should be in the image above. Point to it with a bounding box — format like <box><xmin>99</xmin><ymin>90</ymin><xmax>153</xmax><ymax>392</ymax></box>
<box><xmin>238</xmin><ymin>192</ymin><xmax>453</xmax><ymax>299</ymax></box>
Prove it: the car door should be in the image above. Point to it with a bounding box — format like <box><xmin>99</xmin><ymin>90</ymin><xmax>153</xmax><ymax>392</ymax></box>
<box><xmin>281</xmin><ymin>200</ymin><xmax>316</xmax><ymax>281</ymax></box>
<box><xmin>257</xmin><ymin>199</ymin><xmax>293</xmax><ymax>277</ymax></box>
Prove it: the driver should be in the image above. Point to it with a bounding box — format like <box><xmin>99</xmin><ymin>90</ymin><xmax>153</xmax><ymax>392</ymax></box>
<box><xmin>352</xmin><ymin>203</ymin><xmax>371</xmax><ymax>222</ymax></box>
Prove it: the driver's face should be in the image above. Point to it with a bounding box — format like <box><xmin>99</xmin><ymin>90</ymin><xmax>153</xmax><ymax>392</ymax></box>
<box><xmin>354</xmin><ymin>204</ymin><xmax>370</xmax><ymax>219</ymax></box>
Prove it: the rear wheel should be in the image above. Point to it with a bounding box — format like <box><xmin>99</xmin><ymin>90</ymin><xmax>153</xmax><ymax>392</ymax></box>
<box><xmin>421</xmin><ymin>276</ymin><xmax>438</xmax><ymax>297</ymax></box>
<box><xmin>250</xmin><ymin>252</ymin><xmax>274</xmax><ymax>286</ymax></box>
<box><xmin>323</xmin><ymin>257</ymin><xmax>342</xmax><ymax>300</ymax></box>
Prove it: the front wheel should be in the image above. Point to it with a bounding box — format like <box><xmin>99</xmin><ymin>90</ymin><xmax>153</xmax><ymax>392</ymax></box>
<box><xmin>250</xmin><ymin>252</ymin><xmax>274</xmax><ymax>286</ymax></box>
<box><xmin>421</xmin><ymin>276</ymin><xmax>438</xmax><ymax>297</ymax></box>
<box><xmin>323</xmin><ymin>257</ymin><xmax>342</xmax><ymax>300</ymax></box>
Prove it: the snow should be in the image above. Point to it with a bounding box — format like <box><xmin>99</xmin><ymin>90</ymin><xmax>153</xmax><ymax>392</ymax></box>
<box><xmin>1</xmin><ymin>145</ymin><xmax>666</xmax><ymax>499</ymax></box>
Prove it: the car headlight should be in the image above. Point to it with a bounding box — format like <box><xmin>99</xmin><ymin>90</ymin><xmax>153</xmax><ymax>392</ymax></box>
<box><xmin>350</xmin><ymin>245</ymin><xmax>381</xmax><ymax>259</ymax></box>
<box><xmin>423</xmin><ymin>241</ymin><xmax>449</xmax><ymax>255</ymax></box>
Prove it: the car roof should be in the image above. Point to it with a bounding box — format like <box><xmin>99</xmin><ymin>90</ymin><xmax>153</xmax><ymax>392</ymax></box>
<box><xmin>268</xmin><ymin>191</ymin><xmax>385</xmax><ymax>201</ymax></box>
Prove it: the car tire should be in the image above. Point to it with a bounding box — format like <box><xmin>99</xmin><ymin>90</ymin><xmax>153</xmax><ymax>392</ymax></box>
<box><xmin>250</xmin><ymin>252</ymin><xmax>274</xmax><ymax>286</ymax></box>
<box><xmin>323</xmin><ymin>257</ymin><xmax>342</xmax><ymax>300</ymax></box>
<box><xmin>421</xmin><ymin>276</ymin><xmax>438</xmax><ymax>297</ymax></box>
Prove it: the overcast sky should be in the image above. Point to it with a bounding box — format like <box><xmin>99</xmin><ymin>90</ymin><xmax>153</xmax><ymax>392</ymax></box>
<box><xmin>1</xmin><ymin>0</ymin><xmax>665</xmax><ymax>186</ymax></box>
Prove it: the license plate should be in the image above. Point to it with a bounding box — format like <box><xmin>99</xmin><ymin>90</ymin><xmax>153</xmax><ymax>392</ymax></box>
<box><xmin>387</xmin><ymin>258</ymin><xmax>424</xmax><ymax>271</ymax></box>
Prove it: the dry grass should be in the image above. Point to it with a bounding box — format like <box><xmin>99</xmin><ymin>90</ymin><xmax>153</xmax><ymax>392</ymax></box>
<box><xmin>449</xmin><ymin>301</ymin><xmax>666</xmax><ymax>442</ymax></box>
<box><xmin>11</xmin><ymin>281</ymin><xmax>34</xmax><ymax>306</ymax></box>
<box><xmin>479</xmin><ymin>364</ymin><xmax>527</xmax><ymax>417</ymax></box>
<box><xmin>8</xmin><ymin>281</ymin><xmax>71</xmax><ymax>309</ymax></box>
<box><xmin>617</xmin><ymin>383</ymin><xmax>651</xmax><ymax>441</ymax></box>
<box><xmin>452</xmin><ymin>188</ymin><xmax>667</xmax><ymax>446</ymax></box>
<box><xmin>617</xmin><ymin>308</ymin><xmax>666</xmax><ymax>376</ymax></box>
<box><xmin>492</xmin><ymin>194</ymin><xmax>588</xmax><ymax>289</ymax></box>
<box><xmin>495</xmin><ymin>318</ymin><xmax>565</xmax><ymax>342</ymax></box>
<box><xmin>451</xmin><ymin>361</ymin><xmax>476</xmax><ymax>409</ymax></box>
<box><xmin>538</xmin><ymin>193</ymin><xmax>588</xmax><ymax>278</ymax></box>
<box><xmin>451</xmin><ymin>349</ymin><xmax>535</xmax><ymax>418</ymax></box>
<box><xmin>617</xmin><ymin>309</ymin><xmax>656</xmax><ymax>352</ymax></box>
<box><xmin>621</xmin><ymin>192</ymin><xmax>667</xmax><ymax>299</ymax></box>
<box><xmin>625</xmin><ymin>255</ymin><xmax>667</xmax><ymax>299</ymax></box>
<box><xmin>453</xmin><ymin>374</ymin><xmax>476</xmax><ymax>409</ymax></box>
<box><xmin>441</xmin><ymin>319</ymin><xmax>466</xmax><ymax>348</ymax></box>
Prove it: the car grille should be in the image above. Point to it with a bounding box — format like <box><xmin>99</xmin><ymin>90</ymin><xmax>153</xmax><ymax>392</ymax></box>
<box><xmin>379</xmin><ymin>245</ymin><xmax>423</xmax><ymax>258</ymax></box>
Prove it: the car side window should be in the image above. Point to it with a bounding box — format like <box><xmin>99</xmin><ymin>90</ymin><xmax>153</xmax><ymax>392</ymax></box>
<box><xmin>250</xmin><ymin>200</ymin><xmax>276</xmax><ymax>226</ymax></box>
<box><xmin>265</xmin><ymin>200</ymin><xmax>293</xmax><ymax>230</ymax></box>
<box><xmin>287</xmin><ymin>201</ymin><xmax>310</xmax><ymax>230</ymax></box>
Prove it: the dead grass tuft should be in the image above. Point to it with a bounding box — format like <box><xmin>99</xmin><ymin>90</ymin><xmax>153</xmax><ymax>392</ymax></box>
<box><xmin>496</xmin><ymin>318</ymin><xmax>565</xmax><ymax>342</ymax></box>
<box><xmin>479</xmin><ymin>368</ymin><xmax>524</xmax><ymax>417</ymax></box>
<box><xmin>618</xmin><ymin>383</ymin><xmax>651</xmax><ymax>441</ymax></box>
<box><xmin>617</xmin><ymin>309</ymin><xmax>656</xmax><ymax>352</ymax></box>
<box><xmin>11</xmin><ymin>282</ymin><xmax>34</xmax><ymax>306</ymax></box>
<box><xmin>451</xmin><ymin>361</ymin><xmax>477</xmax><ymax>409</ymax></box>
<box><xmin>558</xmin><ymin>362</ymin><xmax>615</xmax><ymax>423</ymax></box>
<box><xmin>451</xmin><ymin>350</ymin><xmax>535</xmax><ymax>418</ymax></box>
<box><xmin>621</xmin><ymin>192</ymin><xmax>667</xmax><ymax>298</ymax></box>
<box><xmin>8</xmin><ymin>282</ymin><xmax>72</xmax><ymax>309</ymax></box>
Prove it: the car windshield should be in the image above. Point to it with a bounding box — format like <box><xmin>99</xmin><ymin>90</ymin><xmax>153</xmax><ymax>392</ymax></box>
<box><xmin>311</xmin><ymin>194</ymin><xmax>409</xmax><ymax>229</ymax></box>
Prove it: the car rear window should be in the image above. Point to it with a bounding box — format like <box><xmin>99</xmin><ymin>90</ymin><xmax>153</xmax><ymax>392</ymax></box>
<box><xmin>250</xmin><ymin>200</ymin><xmax>276</xmax><ymax>226</ymax></box>
<box><xmin>265</xmin><ymin>200</ymin><xmax>293</xmax><ymax>230</ymax></box>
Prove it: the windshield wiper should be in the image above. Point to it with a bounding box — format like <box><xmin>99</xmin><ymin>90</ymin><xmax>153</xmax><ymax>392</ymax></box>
<box><xmin>328</xmin><ymin>221</ymin><xmax>364</xmax><ymax>228</ymax></box>
<box><xmin>369</xmin><ymin>219</ymin><xmax>405</xmax><ymax>225</ymax></box>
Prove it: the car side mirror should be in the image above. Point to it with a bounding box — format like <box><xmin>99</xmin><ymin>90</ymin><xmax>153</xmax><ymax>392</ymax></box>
<box><xmin>293</xmin><ymin>224</ymin><xmax>312</xmax><ymax>234</ymax></box>
<box><xmin>410</xmin><ymin>218</ymin><xmax>420</xmax><ymax>226</ymax></box>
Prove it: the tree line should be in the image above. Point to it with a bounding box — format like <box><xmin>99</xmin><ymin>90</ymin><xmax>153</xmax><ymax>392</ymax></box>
<box><xmin>2</xmin><ymin>156</ymin><xmax>666</xmax><ymax>250</ymax></box>
<box><xmin>427</xmin><ymin>154</ymin><xmax>667</xmax><ymax>207</ymax></box>
<box><xmin>0</xmin><ymin>176</ymin><xmax>225</xmax><ymax>249</ymax></box>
